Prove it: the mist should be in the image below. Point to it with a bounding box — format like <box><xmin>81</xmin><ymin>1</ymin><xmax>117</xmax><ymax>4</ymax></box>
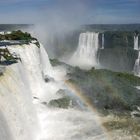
<box><xmin>0</xmin><ymin>0</ymin><xmax>90</xmax><ymax>59</ymax></box>
<box><xmin>29</xmin><ymin>0</ymin><xmax>90</xmax><ymax>58</ymax></box>
<box><xmin>1</xmin><ymin>0</ymin><xmax>139</xmax><ymax>58</ymax></box>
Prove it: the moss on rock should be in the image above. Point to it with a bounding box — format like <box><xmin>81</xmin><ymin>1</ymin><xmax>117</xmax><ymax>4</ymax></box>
<box><xmin>48</xmin><ymin>97</ymin><xmax>71</xmax><ymax>109</ymax></box>
<box><xmin>67</xmin><ymin>67</ymin><xmax>140</xmax><ymax>112</ymax></box>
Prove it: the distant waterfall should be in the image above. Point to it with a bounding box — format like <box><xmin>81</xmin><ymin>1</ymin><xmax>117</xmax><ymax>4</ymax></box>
<box><xmin>70</xmin><ymin>32</ymin><xmax>99</xmax><ymax>69</ymax></box>
<box><xmin>134</xmin><ymin>35</ymin><xmax>139</xmax><ymax>50</ymax></box>
<box><xmin>101</xmin><ymin>33</ymin><xmax>104</xmax><ymax>49</ymax></box>
<box><xmin>134</xmin><ymin>34</ymin><xmax>140</xmax><ymax>76</ymax></box>
<box><xmin>134</xmin><ymin>51</ymin><xmax>140</xmax><ymax>76</ymax></box>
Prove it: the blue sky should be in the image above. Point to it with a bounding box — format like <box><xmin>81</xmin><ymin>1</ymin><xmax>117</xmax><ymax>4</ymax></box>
<box><xmin>0</xmin><ymin>0</ymin><xmax>140</xmax><ymax>24</ymax></box>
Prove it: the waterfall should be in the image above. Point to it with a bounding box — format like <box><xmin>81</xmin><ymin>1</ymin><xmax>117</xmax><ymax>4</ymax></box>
<box><xmin>134</xmin><ymin>51</ymin><xmax>140</xmax><ymax>76</ymax></box>
<box><xmin>0</xmin><ymin>63</ymin><xmax>38</xmax><ymax>140</ymax></box>
<box><xmin>101</xmin><ymin>33</ymin><xmax>104</xmax><ymax>49</ymax></box>
<box><xmin>134</xmin><ymin>35</ymin><xmax>139</xmax><ymax>50</ymax></box>
<box><xmin>0</xmin><ymin>43</ymin><xmax>54</xmax><ymax>140</ymax></box>
<box><xmin>70</xmin><ymin>32</ymin><xmax>99</xmax><ymax>69</ymax></box>
<box><xmin>0</xmin><ymin>42</ymin><xmax>109</xmax><ymax>140</ymax></box>
<box><xmin>134</xmin><ymin>34</ymin><xmax>140</xmax><ymax>76</ymax></box>
<box><xmin>8</xmin><ymin>43</ymin><xmax>53</xmax><ymax>97</ymax></box>
<box><xmin>40</xmin><ymin>43</ymin><xmax>53</xmax><ymax>77</ymax></box>
<box><xmin>8</xmin><ymin>44</ymin><xmax>45</xmax><ymax>97</ymax></box>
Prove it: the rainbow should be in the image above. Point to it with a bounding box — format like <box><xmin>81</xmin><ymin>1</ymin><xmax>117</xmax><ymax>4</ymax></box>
<box><xmin>65</xmin><ymin>81</ymin><xmax>112</xmax><ymax>140</ymax></box>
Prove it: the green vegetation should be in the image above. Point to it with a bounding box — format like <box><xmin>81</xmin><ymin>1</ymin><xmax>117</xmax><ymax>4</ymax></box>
<box><xmin>0</xmin><ymin>48</ymin><xmax>20</xmax><ymax>64</ymax></box>
<box><xmin>50</xmin><ymin>59</ymin><xmax>73</xmax><ymax>72</ymax></box>
<box><xmin>48</xmin><ymin>97</ymin><xmax>71</xmax><ymax>109</ymax></box>
<box><xmin>103</xmin><ymin>31</ymin><xmax>135</xmax><ymax>48</ymax></box>
<box><xmin>67</xmin><ymin>67</ymin><xmax>140</xmax><ymax>112</ymax></box>
<box><xmin>50</xmin><ymin>59</ymin><xmax>62</xmax><ymax>66</ymax></box>
<box><xmin>0</xmin><ymin>30</ymin><xmax>41</xmax><ymax>64</ymax></box>
<box><xmin>0</xmin><ymin>30</ymin><xmax>36</xmax><ymax>42</ymax></box>
<box><xmin>103</xmin><ymin>115</ymin><xmax>140</xmax><ymax>140</ymax></box>
<box><xmin>0</xmin><ymin>30</ymin><xmax>40</xmax><ymax>47</ymax></box>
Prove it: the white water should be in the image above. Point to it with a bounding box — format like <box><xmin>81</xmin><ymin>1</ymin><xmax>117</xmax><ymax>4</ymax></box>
<box><xmin>0</xmin><ymin>43</ymin><xmax>109</xmax><ymax>140</ymax></box>
<box><xmin>40</xmin><ymin>43</ymin><xmax>53</xmax><ymax>77</ymax></box>
<box><xmin>70</xmin><ymin>32</ymin><xmax>99</xmax><ymax>69</ymax></box>
<box><xmin>133</xmin><ymin>35</ymin><xmax>140</xmax><ymax>76</ymax></box>
<box><xmin>0</xmin><ymin>63</ymin><xmax>38</xmax><ymax>140</ymax></box>
<box><xmin>8</xmin><ymin>44</ymin><xmax>47</xmax><ymax>97</ymax></box>
<box><xmin>134</xmin><ymin>51</ymin><xmax>140</xmax><ymax>76</ymax></box>
<box><xmin>101</xmin><ymin>33</ymin><xmax>104</xmax><ymax>49</ymax></box>
<box><xmin>134</xmin><ymin>35</ymin><xmax>139</xmax><ymax>50</ymax></box>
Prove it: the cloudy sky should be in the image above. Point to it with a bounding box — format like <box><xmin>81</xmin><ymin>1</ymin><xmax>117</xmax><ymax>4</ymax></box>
<box><xmin>0</xmin><ymin>0</ymin><xmax>140</xmax><ymax>24</ymax></box>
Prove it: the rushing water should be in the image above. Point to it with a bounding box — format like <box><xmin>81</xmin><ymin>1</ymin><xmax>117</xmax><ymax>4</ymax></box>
<box><xmin>70</xmin><ymin>32</ymin><xmax>99</xmax><ymax>69</ymax></box>
<box><xmin>0</xmin><ymin>43</ymin><xmax>109</xmax><ymax>140</ymax></box>
<box><xmin>134</xmin><ymin>51</ymin><xmax>140</xmax><ymax>76</ymax></box>
<box><xmin>134</xmin><ymin>35</ymin><xmax>139</xmax><ymax>50</ymax></box>
<box><xmin>101</xmin><ymin>33</ymin><xmax>104</xmax><ymax>49</ymax></box>
<box><xmin>133</xmin><ymin>34</ymin><xmax>140</xmax><ymax>76</ymax></box>
<box><xmin>0</xmin><ymin>63</ymin><xmax>37</xmax><ymax>140</ymax></box>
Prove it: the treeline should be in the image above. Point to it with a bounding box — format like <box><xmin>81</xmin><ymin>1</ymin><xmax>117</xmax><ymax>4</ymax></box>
<box><xmin>0</xmin><ymin>30</ymin><xmax>37</xmax><ymax>41</ymax></box>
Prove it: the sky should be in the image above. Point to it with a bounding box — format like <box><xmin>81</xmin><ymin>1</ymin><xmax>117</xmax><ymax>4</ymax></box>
<box><xmin>0</xmin><ymin>0</ymin><xmax>140</xmax><ymax>24</ymax></box>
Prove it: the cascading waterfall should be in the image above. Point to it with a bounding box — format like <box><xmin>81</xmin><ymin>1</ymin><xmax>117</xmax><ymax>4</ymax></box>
<box><xmin>8</xmin><ymin>44</ymin><xmax>46</xmax><ymax>97</ymax></box>
<box><xmin>0</xmin><ymin>62</ymin><xmax>38</xmax><ymax>140</ymax></box>
<box><xmin>134</xmin><ymin>51</ymin><xmax>140</xmax><ymax>76</ymax></box>
<box><xmin>133</xmin><ymin>34</ymin><xmax>140</xmax><ymax>76</ymax></box>
<box><xmin>0</xmin><ymin>42</ymin><xmax>53</xmax><ymax>140</ymax></box>
<box><xmin>70</xmin><ymin>32</ymin><xmax>99</xmax><ymax>69</ymax></box>
<box><xmin>134</xmin><ymin>35</ymin><xmax>139</xmax><ymax>50</ymax></box>
<box><xmin>0</xmin><ymin>42</ymin><xmax>59</xmax><ymax>140</ymax></box>
<box><xmin>101</xmin><ymin>33</ymin><xmax>104</xmax><ymax>49</ymax></box>
<box><xmin>0</xmin><ymin>42</ymin><xmax>109</xmax><ymax>140</ymax></box>
<box><xmin>40</xmin><ymin>43</ymin><xmax>52</xmax><ymax>77</ymax></box>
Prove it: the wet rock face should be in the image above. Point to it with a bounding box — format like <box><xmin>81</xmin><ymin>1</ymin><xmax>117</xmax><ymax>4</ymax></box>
<box><xmin>102</xmin><ymin>31</ymin><xmax>135</xmax><ymax>49</ymax></box>
<box><xmin>0</xmin><ymin>48</ymin><xmax>20</xmax><ymax>65</ymax></box>
<box><xmin>54</xmin><ymin>30</ymin><xmax>139</xmax><ymax>72</ymax></box>
<box><xmin>98</xmin><ymin>31</ymin><xmax>139</xmax><ymax>72</ymax></box>
<box><xmin>44</xmin><ymin>75</ymin><xmax>54</xmax><ymax>82</ymax></box>
<box><xmin>99</xmin><ymin>48</ymin><xmax>138</xmax><ymax>72</ymax></box>
<box><xmin>48</xmin><ymin>97</ymin><xmax>71</xmax><ymax>109</ymax></box>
